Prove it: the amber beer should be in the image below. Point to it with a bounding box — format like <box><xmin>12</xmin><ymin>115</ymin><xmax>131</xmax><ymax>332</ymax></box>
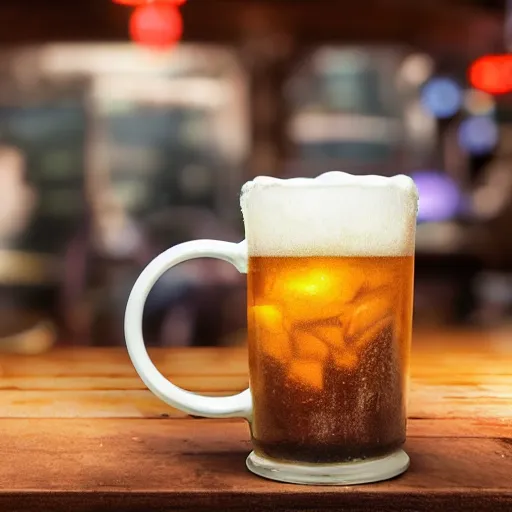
<box><xmin>247</xmin><ymin>255</ymin><xmax>414</xmax><ymax>464</ymax></box>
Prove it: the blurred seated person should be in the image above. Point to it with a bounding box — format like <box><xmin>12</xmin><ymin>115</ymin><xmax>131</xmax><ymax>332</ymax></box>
<box><xmin>63</xmin><ymin>199</ymin><xmax>246</xmax><ymax>348</ymax></box>
<box><xmin>141</xmin><ymin>207</ymin><xmax>245</xmax><ymax>347</ymax></box>
<box><xmin>0</xmin><ymin>145</ymin><xmax>36</xmax><ymax>245</ymax></box>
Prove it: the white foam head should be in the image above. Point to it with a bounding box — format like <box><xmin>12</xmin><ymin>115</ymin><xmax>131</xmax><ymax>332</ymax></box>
<box><xmin>240</xmin><ymin>171</ymin><xmax>418</xmax><ymax>257</ymax></box>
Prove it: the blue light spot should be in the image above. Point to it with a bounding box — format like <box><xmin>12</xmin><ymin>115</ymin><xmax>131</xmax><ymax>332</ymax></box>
<box><xmin>458</xmin><ymin>116</ymin><xmax>498</xmax><ymax>155</ymax></box>
<box><xmin>421</xmin><ymin>78</ymin><xmax>462</xmax><ymax>119</ymax></box>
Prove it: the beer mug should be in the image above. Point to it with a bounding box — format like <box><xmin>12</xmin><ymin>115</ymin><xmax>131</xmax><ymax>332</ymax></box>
<box><xmin>125</xmin><ymin>172</ymin><xmax>418</xmax><ymax>485</ymax></box>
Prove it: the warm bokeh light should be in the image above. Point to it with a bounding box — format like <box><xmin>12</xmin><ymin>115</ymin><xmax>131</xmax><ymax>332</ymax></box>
<box><xmin>463</xmin><ymin>88</ymin><xmax>495</xmax><ymax>116</ymax></box>
<box><xmin>129</xmin><ymin>3</ymin><xmax>183</xmax><ymax>49</ymax></box>
<box><xmin>399</xmin><ymin>53</ymin><xmax>434</xmax><ymax>87</ymax></box>
<box><xmin>469</xmin><ymin>55</ymin><xmax>512</xmax><ymax>95</ymax></box>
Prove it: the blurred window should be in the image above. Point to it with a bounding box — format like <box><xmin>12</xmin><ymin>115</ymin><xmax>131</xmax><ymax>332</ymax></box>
<box><xmin>285</xmin><ymin>47</ymin><xmax>405</xmax><ymax>177</ymax></box>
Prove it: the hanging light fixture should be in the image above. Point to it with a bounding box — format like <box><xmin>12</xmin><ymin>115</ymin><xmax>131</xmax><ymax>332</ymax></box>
<box><xmin>129</xmin><ymin>3</ymin><xmax>183</xmax><ymax>49</ymax></box>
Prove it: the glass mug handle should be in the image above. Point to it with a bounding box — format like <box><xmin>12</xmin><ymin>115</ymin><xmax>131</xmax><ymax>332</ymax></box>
<box><xmin>124</xmin><ymin>239</ymin><xmax>252</xmax><ymax>419</ymax></box>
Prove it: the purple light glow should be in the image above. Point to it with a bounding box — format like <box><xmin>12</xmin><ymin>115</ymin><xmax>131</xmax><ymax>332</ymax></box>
<box><xmin>411</xmin><ymin>171</ymin><xmax>461</xmax><ymax>222</ymax></box>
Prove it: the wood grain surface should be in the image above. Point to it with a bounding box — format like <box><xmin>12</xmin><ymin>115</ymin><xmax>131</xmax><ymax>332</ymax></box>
<box><xmin>0</xmin><ymin>329</ymin><xmax>511</xmax><ymax>511</ymax></box>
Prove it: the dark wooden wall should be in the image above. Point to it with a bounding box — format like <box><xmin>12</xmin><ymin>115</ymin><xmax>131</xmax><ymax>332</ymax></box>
<box><xmin>0</xmin><ymin>0</ymin><xmax>504</xmax><ymax>56</ymax></box>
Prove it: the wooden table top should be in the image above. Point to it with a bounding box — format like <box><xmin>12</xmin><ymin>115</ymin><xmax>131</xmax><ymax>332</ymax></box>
<box><xmin>0</xmin><ymin>329</ymin><xmax>511</xmax><ymax>511</ymax></box>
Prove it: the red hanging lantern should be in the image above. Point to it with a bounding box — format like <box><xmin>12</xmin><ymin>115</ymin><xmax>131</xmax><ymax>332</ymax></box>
<box><xmin>130</xmin><ymin>3</ymin><xmax>183</xmax><ymax>49</ymax></box>
<box><xmin>113</xmin><ymin>0</ymin><xmax>186</xmax><ymax>5</ymax></box>
<box><xmin>469</xmin><ymin>55</ymin><xmax>512</xmax><ymax>95</ymax></box>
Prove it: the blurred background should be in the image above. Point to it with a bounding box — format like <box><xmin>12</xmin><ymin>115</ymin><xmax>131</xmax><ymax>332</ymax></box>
<box><xmin>0</xmin><ymin>0</ymin><xmax>511</xmax><ymax>354</ymax></box>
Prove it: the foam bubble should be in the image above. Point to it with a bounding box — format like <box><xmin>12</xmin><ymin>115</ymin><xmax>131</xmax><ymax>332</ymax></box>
<box><xmin>240</xmin><ymin>171</ymin><xmax>418</xmax><ymax>257</ymax></box>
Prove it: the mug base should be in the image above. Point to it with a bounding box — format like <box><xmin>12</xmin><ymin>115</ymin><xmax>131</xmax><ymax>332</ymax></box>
<box><xmin>246</xmin><ymin>449</ymin><xmax>409</xmax><ymax>485</ymax></box>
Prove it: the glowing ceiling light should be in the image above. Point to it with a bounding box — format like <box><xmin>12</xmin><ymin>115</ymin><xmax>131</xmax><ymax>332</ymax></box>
<box><xmin>130</xmin><ymin>3</ymin><xmax>183</xmax><ymax>49</ymax></box>
<box><xmin>469</xmin><ymin>55</ymin><xmax>512</xmax><ymax>95</ymax></box>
